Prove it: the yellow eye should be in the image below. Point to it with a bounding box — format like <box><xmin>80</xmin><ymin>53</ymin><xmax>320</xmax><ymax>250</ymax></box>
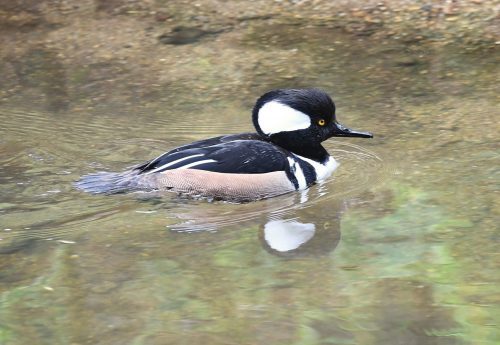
<box><xmin>318</xmin><ymin>119</ymin><xmax>326</xmax><ymax>126</ymax></box>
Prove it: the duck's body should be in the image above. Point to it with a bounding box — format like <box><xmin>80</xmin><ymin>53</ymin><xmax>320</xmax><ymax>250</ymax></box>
<box><xmin>76</xmin><ymin>89</ymin><xmax>372</xmax><ymax>201</ymax></box>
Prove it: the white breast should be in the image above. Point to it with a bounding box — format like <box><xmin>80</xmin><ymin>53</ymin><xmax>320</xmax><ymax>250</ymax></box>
<box><xmin>293</xmin><ymin>154</ymin><xmax>339</xmax><ymax>182</ymax></box>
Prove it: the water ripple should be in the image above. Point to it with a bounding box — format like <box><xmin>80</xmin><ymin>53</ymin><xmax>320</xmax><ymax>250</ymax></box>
<box><xmin>164</xmin><ymin>140</ymin><xmax>387</xmax><ymax>231</ymax></box>
<box><xmin>0</xmin><ymin>105</ymin><xmax>386</xmax><ymax>244</ymax></box>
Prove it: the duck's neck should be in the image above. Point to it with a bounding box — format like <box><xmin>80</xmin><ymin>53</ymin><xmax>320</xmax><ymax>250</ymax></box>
<box><xmin>289</xmin><ymin>144</ymin><xmax>330</xmax><ymax>162</ymax></box>
<box><xmin>267</xmin><ymin>133</ymin><xmax>330</xmax><ymax>162</ymax></box>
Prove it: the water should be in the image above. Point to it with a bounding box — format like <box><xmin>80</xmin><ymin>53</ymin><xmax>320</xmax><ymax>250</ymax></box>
<box><xmin>1</xmin><ymin>20</ymin><xmax>499</xmax><ymax>345</ymax></box>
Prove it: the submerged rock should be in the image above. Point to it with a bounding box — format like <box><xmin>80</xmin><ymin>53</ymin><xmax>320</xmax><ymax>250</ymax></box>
<box><xmin>158</xmin><ymin>26</ymin><xmax>225</xmax><ymax>45</ymax></box>
<box><xmin>395</xmin><ymin>57</ymin><xmax>423</xmax><ymax>67</ymax></box>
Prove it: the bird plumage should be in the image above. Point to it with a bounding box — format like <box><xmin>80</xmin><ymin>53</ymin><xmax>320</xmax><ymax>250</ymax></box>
<box><xmin>76</xmin><ymin>88</ymin><xmax>372</xmax><ymax>201</ymax></box>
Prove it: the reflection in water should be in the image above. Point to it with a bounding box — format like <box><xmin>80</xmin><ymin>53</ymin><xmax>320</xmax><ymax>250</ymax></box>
<box><xmin>260</xmin><ymin>205</ymin><xmax>342</xmax><ymax>257</ymax></box>
<box><xmin>165</xmin><ymin>191</ymin><xmax>308</xmax><ymax>232</ymax></box>
<box><xmin>263</xmin><ymin>219</ymin><xmax>316</xmax><ymax>252</ymax></box>
<box><xmin>165</xmin><ymin>191</ymin><xmax>344</xmax><ymax>257</ymax></box>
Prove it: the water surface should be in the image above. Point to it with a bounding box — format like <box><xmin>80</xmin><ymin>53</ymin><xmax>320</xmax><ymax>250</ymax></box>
<box><xmin>0</xmin><ymin>21</ymin><xmax>499</xmax><ymax>345</ymax></box>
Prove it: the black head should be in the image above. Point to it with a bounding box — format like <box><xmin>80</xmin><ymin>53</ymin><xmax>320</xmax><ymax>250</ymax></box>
<box><xmin>252</xmin><ymin>89</ymin><xmax>372</xmax><ymax>160</ymax></box>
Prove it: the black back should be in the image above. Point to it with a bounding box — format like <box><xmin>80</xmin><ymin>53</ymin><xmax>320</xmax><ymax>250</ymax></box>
<box><xmin>136</xmin><ymin>133</ymin><xmax>291</xmax><ymax>175</ymax></box>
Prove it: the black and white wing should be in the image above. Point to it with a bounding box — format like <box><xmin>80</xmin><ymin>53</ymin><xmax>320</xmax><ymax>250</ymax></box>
<box><xmin>136</xmin><ymin>134</ymin><xmax>290</xmax><ymax>175</ymax></box>
<box><xmin>76</xmin><ymin>134</ymin><xmax>293</xmax><ymax>195</ymax></box>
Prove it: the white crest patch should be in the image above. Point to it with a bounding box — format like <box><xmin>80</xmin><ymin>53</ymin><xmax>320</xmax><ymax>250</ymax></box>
<box><xmin>258</xmin><ymin>101</ymin><xmax>311</xmax><ymax>135</ymax></box>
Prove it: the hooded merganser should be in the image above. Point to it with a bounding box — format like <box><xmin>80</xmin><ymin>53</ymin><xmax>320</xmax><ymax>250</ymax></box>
<box><xmin>76</xmin><ymin>89</ymin><xmax>373</xmax><ymax>201</ymax></box>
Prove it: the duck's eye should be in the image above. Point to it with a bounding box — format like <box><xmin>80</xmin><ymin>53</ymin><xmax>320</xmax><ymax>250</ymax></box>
<box><xmin>318</xmin><ymin>119</ymin><xmax>326</xmax><ymax>126</ymax></box>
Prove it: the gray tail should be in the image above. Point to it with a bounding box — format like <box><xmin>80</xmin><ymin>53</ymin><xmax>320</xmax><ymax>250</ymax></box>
<box><xmin>74</xmin><ymin>171</ymin><xmax>137</xmax><ymax>194</ymax></box>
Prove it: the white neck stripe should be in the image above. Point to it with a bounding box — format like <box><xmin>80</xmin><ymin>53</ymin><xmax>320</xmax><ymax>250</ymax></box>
<box><xmin>293</xmin><ymin>154</ymin><xmax>339</xmax><ymax>182</ymax></box>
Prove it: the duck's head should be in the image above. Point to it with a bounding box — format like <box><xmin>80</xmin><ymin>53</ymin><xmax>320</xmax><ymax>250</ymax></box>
<box><xmin>252</xmin><ymin>88</ymin><xmax>372</xmax><ymax>158</ymax></box>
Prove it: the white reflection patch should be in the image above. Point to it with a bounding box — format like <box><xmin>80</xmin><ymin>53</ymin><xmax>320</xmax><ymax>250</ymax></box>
<box><xmin>264</xmin><ymin>219</ymin><xmax>316</xmax><ymax>252</ymax></box>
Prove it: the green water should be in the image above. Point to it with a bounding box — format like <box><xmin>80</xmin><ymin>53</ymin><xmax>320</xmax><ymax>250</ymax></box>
<box><xmin>0</xmin><ymin>22</ymin><xmax>499</xmax><ymax>345</ymax></box>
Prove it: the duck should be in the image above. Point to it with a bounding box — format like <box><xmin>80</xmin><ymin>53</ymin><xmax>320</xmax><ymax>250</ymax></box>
<box><xmin>75</xmin><ymin>88</ymin><xmax>373</xmax><ymax>201</ymax></box>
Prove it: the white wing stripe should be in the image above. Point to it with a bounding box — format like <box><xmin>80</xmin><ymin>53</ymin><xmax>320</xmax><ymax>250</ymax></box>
<box><xmin>178</xmin><ymin>159</ymin><xmax>217</xmax><ymax>169</ymax></box>
<box><xmin>147</xmin><ymin>154</ymin><xmax>204</xmax><ymax>174</ymax></box>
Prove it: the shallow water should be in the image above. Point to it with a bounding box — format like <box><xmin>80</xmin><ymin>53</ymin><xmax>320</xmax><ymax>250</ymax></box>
<box><xmin>1</xmin><ymin>21</ymin><xmax>499</xmax><ymax>345</ymax></box>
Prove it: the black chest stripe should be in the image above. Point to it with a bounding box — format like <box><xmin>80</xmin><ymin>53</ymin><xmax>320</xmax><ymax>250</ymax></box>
<box><xmin>296</xmin><ymin>159</ymin><xmax>317</xmax><ymax>187</ymax></box>
<box><xmin>285</xmin><ymin>164</ymin><xmax>299</xmax><ymax>189</ymax></box>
